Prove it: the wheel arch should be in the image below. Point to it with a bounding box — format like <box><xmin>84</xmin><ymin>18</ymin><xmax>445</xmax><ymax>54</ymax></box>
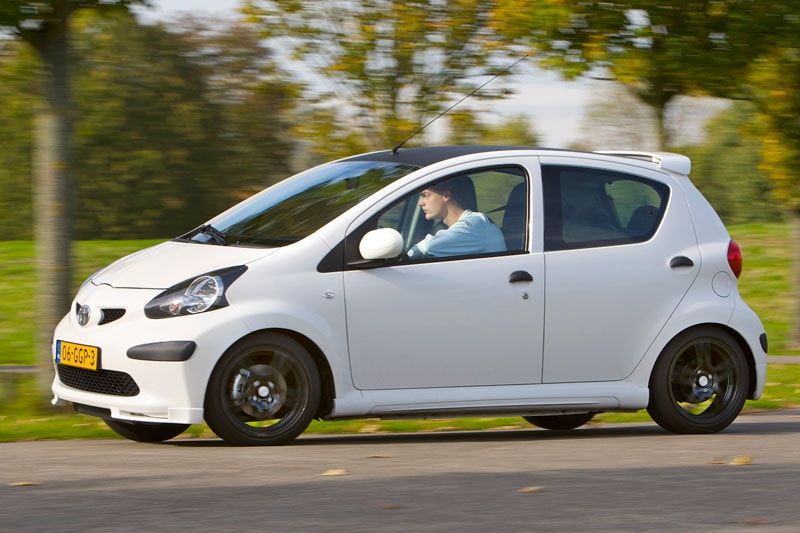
<box><xmin>214</xmin><ymin>328</ymin><xmax>336</xmax><ymax>420</ymax></box>
<box><xmin>651</xmin><ymin>322</ymin><xmax>757</xmax><ymax>400</ymax></box>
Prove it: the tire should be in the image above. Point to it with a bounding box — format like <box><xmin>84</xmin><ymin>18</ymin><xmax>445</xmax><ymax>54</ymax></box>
<box><xmin>104</xmin><ymin>419</ymin><xmax>189</xmax><ymax>443</ymax></box>
<box><xmin>647</xmin><ymin>327</ymin><xmax>749</xmax><ymax>434</ymax></box>
<box><xmin>204</xmin><ymin>332</ymin><xmax>321</xmax><ymax>446</ymax></box>
<box><xmin>523</xmin><ymin>413</ymin><xmax>595</xmax><ymax>430</ymax></box>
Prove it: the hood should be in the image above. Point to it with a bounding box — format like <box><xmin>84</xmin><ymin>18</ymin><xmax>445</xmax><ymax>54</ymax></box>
<box><xmin>91</xmin><ymin>241</ymin><xmax>276</xmax><ymax>289</ymax></box>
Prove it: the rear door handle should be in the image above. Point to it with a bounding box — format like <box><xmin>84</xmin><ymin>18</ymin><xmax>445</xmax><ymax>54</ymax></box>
<box><xmin>508</xmin><ymin>270</ymin><xmax>533</xmax><ymax>283</ymax></box>
<box><xmin>670</xmin><ymin>256</ymin><xmax>694</xmax><ymax>268</ymax></box>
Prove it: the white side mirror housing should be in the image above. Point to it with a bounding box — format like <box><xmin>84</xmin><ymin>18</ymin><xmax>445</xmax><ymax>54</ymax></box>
<box><xmin>359</xmin><ymin>228</ymin><xmax>404</xmax><ymax>260</ymax></box>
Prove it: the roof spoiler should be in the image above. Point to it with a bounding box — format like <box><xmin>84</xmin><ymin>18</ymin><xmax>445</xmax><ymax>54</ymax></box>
<box><xmin>595</xmin><ymin>151</ymin><xmax>691</xmax><ymax>176</ymax></box>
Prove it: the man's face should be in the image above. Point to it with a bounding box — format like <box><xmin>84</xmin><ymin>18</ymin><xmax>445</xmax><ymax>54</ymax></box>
<box><xmin>418</xmin><ymin>189</ymin><xmax>448</xmax><ymax>220</ymax></box>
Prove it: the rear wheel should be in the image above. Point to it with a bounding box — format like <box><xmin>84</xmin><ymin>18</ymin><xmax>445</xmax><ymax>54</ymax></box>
<box><xmin>647</xmin><ymin>327</ymin><xmax>749</xmax><ymax>434</ymax></box>
<box><xmin>204</xmin><ymin>332</ymin><xmax>321</xmax><ymax>446</ymax></box>
<box><xmin>523</xmin><ymin>413</ymin><xmax>595</xmax><ymax>430</ymax></box>
<box><xmin>104</xmin><ymin>419</ymin><xmax>189</xmax><ymax>443</ymax></box>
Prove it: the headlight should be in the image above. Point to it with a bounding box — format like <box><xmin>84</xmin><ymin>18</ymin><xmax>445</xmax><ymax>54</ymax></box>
<box><xmin>145</xmin><ymin>266</ymin><xmax>247</xmax><ymax>319</ymax></box>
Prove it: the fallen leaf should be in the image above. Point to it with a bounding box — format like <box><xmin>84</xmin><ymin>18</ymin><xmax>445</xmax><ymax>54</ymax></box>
<box><xmin>320</xmin><ymin>469</ymin><xmax>349</xmax><ymax>476</ymax></box>
<box><xmin>517</xmin><ymin>486</ymin><xmax>544</xmax><ymax>493</ymax></box>
<box><xmin>365</xmin><ymin>454</ymin><xmax>394</xmax><ymax>459</ymax></box>
<box><xmin>738</xmin><ymin>518</ymin><xmax>768</xmax><ymax>525</ymax></box>
<box><xmin>729</xmin><ymin>456</ymin><xmax>752</xmax><ymax>466</ymax></box>
<box><xmin>7</xmin><ymin>481</ymin><xmax>41</xmax><ymax>487</ymax></box>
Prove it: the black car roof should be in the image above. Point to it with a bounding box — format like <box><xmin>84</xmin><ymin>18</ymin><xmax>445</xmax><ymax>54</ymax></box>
<box><xmin>342</xmin><ymin>145</ymin><xmax>546</xmax><ymax>168</ymax></box>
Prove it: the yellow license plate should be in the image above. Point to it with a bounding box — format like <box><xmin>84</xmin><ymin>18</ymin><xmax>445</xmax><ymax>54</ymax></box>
<box><xmin>56</xmin><ymin>340</ymin><xmax>100</xmax><ymax>371</ymax></box>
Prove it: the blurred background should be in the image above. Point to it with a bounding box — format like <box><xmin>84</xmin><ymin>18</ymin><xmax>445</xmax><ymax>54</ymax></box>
<box><xmin>0</xmin><ymin>1</ymin><xmax>798</xmax><ymax>406</ymax></box>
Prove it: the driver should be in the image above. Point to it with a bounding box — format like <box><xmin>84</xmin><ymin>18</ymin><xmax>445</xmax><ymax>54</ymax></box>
<box><xmin>407</xmin><ymin>176</ymin><xmax>506</xmax><ymax>258</ymax></box>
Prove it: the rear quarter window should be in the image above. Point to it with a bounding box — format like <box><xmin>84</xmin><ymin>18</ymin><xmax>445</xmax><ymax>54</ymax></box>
<box><xmin>543</xmin><ymin>165</ymin><xmax>669</xmax><ymax>251</ymax></box>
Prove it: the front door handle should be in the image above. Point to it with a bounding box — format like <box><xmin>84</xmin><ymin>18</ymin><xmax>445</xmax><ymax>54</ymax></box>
<box><xmin>508</xmin><ymin>270</ymin><xmax>533</xmax><ymax>283</ymax></box>
<box><xmin>670</xmin><ymin>256</ymin><xmax>694</xmax><ymax>268</ymax></box>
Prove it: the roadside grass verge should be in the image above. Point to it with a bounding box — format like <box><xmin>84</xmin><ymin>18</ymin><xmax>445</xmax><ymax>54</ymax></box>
<box><xmin>0</xmin><ymin>223</ymin><xmax>798</xmax><ymax>441</ymax></box>
<box><xmin>0</xmin><ymin>239</ymin><xmax>162</xmax><ymax>365</ymax></box>
<box><xmin>2</xmin><ymin>364</ymin><xmax>798</xmax><ymax>443</ymax></box>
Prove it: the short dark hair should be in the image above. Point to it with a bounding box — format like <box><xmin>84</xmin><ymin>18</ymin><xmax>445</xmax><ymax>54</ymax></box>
<box><xmin>429</xmin><ymin>175</ymin><xmax>477</xmax><ymax>211</ymax></box>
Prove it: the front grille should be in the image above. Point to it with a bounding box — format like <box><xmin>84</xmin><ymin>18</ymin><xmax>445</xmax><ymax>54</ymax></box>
<box><xmin>99</xmin><ymin>309</ymin><xmax>126</xmax><ymax>325</ymax></box>
<box><xmin>57</xmin><ymin>365</ymin><xmax>140</xmax><ymax>397</ymax></box>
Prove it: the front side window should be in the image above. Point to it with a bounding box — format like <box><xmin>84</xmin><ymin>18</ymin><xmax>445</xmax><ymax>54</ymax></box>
<box><xmin>543</xmin><ymin>165</ymin><xmax>669</xmax><ymax>251</ymax></box>
<box><xmin>182</xmin><ymin>160</ymin><xmax>418</xmax><ymax>247</ymax></box>
<box><xmin>348</xmin><ymin>166</ymin><xmax>528</xmax><ymax>264</ymax></box>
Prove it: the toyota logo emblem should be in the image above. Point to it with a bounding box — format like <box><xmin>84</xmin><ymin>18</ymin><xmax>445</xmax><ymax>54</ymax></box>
<box><xmin>76</xmin><ymin>304</ymin><xmax>91</xmax><ymax>326</ymax></box>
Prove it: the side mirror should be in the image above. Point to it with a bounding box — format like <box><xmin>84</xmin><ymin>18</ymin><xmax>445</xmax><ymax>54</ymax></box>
<box><xmin>359</xmin><ymin>228</ymin><xmax>404</xmax><ymax>260</ymax></box>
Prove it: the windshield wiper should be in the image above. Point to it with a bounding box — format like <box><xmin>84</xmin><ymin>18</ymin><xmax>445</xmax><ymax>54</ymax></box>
<box><xmin>195</xmin><ymin>224</ymin><xmax>228</xmax><ymax>245</ymax></box>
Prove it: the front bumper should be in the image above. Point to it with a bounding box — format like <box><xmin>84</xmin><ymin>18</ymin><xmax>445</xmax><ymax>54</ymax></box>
<box><xmin>51</xmin><ymin>283</ymin><xmax>251</xmax><ymax>425</ymax></box>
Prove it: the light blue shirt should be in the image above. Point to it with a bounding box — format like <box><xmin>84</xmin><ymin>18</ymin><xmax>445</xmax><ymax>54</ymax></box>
<box><xmin>408</xmin><ymin>210</ymin><xmax>507</xmax><ymax>258</ymax></box>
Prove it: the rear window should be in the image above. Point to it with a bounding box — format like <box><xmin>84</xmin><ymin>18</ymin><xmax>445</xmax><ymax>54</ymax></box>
<box><xmin>543</xmin><ymin>165</ymin><xmax>669</xmax><ymax>251</ymax></box>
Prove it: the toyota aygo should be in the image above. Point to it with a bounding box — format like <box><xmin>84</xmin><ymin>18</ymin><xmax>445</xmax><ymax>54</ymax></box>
<box><xmin>51</xmin><ymin>146</ymin><xmax>768</xmax><ymax>445</ymax></box>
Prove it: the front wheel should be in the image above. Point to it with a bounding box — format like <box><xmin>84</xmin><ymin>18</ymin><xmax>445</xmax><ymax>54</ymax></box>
<box><xmin>647</xmin><ymin>327</ymin><xmax>749</xmax><ymax>434</ymax></box>
<box><xmin>204</xmin><ymin>332</ymin><xmax>321</xmax><ymax>446</ymax></box>
<box><xmin>523</xmin><ymin>413</ymin><xmax>595</xmax><ymax>430</ymax></box>
<box><xmin>104</xmin><ymin>419</ymin><xmax>190</xmax><ymax>443</ymax></box>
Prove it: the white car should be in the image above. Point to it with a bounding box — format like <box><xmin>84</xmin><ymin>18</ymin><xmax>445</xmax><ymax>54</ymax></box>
<box><xmin>51</xmin><ymin>146</ymin><xmax>768</xmax><ymax>445</ymax></box>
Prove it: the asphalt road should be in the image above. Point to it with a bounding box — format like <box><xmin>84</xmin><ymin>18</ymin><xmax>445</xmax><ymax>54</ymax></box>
<box><xmin>2</xmin><ymin>411</ymin><xmax>800</xmax><ymax>532</ymax></box>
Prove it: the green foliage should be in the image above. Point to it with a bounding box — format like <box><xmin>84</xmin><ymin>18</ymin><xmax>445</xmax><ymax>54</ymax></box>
<box><xmin>493</xmin><ymin>1</ymin><xmax>791</xmax><ymax>148</ymax></box>
<box><xmin>71</xmin><ymin>10</ymin><xmax>222</xmax><ymax>238</ymax></box>
<box><xmin>173</xmin><ymin>16</ymin><xmax>300</xmax><ymax>200</ymax></box>
<box><xmin>748</xmin><ymin>48</ymin><xmax>800</xmax><ymax>215</ymax></box>
<box><xmin>0</xmin><ymin>39</ymin><xmax>37</xmax><ymax>239</ymax></box>
<box><xmin>681</xmin><ymin>102</ymin><xmax>783</xmax><ymax>226</ymax></box>
<box><xmin>243</xmin><ymin>0</ymin><xmax>514</xmax><ymax>156</ymax></box>
<box><xmin>0</xmin><ymin>1</ymin><xmax>141</xmax><ymax>29</ymax></box>
<box><xmin>446</xmin><ymin>112</ymin><xmax>540</xmax><ymax>146</ymax></box>
<box><xmin>0</xmin><ymin>11</ymin><xmax>299</xmax><ymax>239</ymax></box>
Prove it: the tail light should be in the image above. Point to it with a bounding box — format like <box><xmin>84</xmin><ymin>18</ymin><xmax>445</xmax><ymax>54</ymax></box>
<box><xmin>727</xmin><ymin>240</ymin><xmax>742</xmax><ymax>278</ymax></box>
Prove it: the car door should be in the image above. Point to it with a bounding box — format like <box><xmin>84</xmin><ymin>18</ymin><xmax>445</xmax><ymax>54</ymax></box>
<box><xmin>539</xmin><ymin>157</ymin><xmax>701</xmax><ymax>383</ymax></box>
<box><xmin>342</xmin><ymin>164</ymin><xmax>545</xmax><ymax>390</ymax></box>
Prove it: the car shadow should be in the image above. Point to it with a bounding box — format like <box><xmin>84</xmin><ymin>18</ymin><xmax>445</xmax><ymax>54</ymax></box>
<box><xmin>164</xmin><ymin>415</ymin><xmax>800</xmax><ymax>447</ymax></box>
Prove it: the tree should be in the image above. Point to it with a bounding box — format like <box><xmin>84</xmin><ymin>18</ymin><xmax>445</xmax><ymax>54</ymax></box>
<box><xmin>493</xmin><ymin>0</ymin><xmax>769</xmax><ymax>148</ymax></box>
<box><xmin>172</xmin><ymin>16</ymin><xmax>301</xmax><ymax>198</ymax></box>
<box><xmin>0</xmin><ymin>0</ymin><xmax>144</xmax><ymax>400</ymax></box>
<box><xmin>0</xmin><ymin>38</ymin><xmax>37</xmax><ymax>239</ymax></box>
<box><xmin>242</xmin><ymin>0</ymin><xmax>514</xmax><ymax>156</ymax></box>
<box><xmin>70</xmin><ymin>10</ymin><xmax>223</xmax><ymax>239</ymax></box>
<box><xmin>682</xmin><ymin>101</ymin><xmax>782</xmax><ymax>226</ymax></box>
<box><xmin>1</xmin><ymin>11</ymin><xmax>302</xmax><ymax>240</ymax></box>
<box><xmin>446</xmin><ymin>111</ymin><xmax>540</xmax><ymax>145</ymax></box>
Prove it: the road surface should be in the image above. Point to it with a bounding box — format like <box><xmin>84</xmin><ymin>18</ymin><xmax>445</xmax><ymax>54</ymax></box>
<box><xmin>2</xmin><ymin>411</ymin><xmax>800</xmax><ymax>532</ymax></box>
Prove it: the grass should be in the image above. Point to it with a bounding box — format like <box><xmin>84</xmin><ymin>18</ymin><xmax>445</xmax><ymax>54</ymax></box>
<box><xmin>0</xmin><ymin>223</ymin><xmax>798</xmax><ymax>441</ymax></box>
<box><xmin>1</xmin><ymin>363</ymin><xmax>797</xmax><ymax>443</ymax></box>
<box><xmin>0</xmin><ymin>239</ymin><xmax>162</xmax><ymax>365</ymax></box>
<box><xmin>729</xmin><ymin>223</ymin><xmax>796</xmax><ymax>353</ymax></box>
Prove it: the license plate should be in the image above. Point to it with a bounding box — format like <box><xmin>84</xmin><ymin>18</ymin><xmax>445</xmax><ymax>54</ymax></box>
<box><xmin>56</xmin><ymin>340</ymin><xmax>100</xmax><ymax>371</ymax></box>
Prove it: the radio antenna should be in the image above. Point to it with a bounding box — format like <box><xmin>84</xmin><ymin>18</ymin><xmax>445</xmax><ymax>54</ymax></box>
<box><xmin>392</xmin><ymin>54</ymin><xmax>528</xmax><ymax>154</ymax></box>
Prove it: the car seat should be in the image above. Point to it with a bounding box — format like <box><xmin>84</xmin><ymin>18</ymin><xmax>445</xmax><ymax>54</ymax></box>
<box><xmin>501</xmin><ymin>182</ymin><xmax>527</xmax><ymax>251</ymax></box>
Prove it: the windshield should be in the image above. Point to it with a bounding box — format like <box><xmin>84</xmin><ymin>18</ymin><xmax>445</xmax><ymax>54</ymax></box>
<box><xmin>184</xmin><ymin>160</ymin><xmax>418</xmax><ymax>246</ymax></box>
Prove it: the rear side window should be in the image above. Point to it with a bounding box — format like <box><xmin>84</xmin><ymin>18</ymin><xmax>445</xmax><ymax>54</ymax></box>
<box><xmin>543</xmin><ymin>165</ymin><xmax>669</xmax><ymax>251</ymax></box>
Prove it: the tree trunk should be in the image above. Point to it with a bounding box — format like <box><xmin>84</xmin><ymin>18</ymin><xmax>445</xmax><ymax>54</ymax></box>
<box><xmin>27</xmin><ymin>3</ymin><xmax>75</xmax><ymax>407</ymax></box>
